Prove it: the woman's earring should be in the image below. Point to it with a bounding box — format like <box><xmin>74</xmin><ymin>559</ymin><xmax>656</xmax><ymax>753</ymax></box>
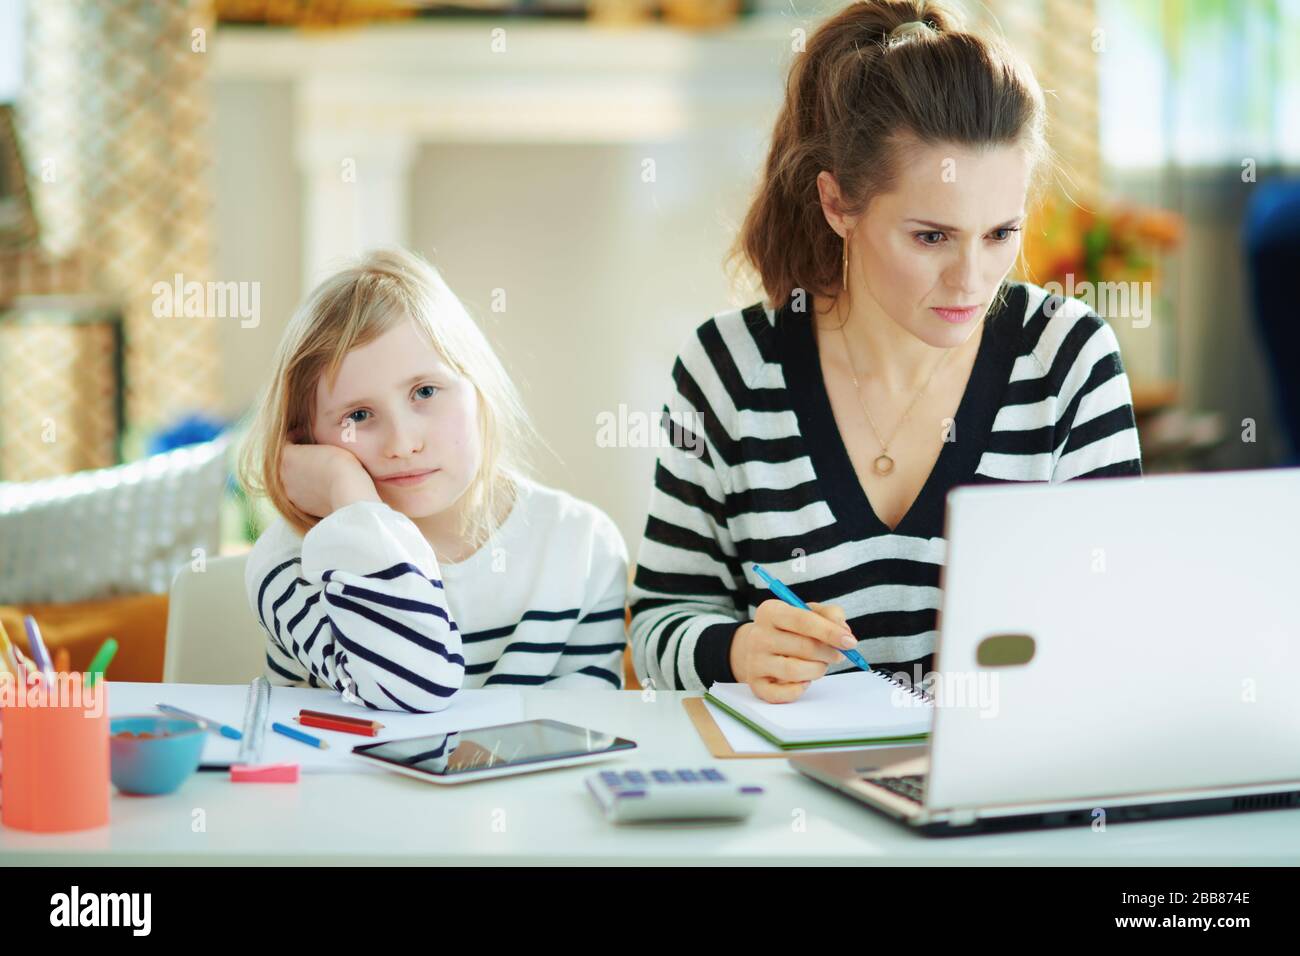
<box><xmin>842</xmin><ymin>231</ymin><xmax>850</xmax><ymax>291</ymax></box>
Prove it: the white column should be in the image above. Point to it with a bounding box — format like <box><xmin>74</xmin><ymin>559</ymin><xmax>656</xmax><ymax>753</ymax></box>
<box><xmin>295</xmin><ymin>124</ymin><xmax>416</xmax><ymax>295</ymax></box>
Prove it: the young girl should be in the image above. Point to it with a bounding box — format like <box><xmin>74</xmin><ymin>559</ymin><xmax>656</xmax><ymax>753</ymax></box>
<box><xmin>630</xmin><ymin>0</ymin><xmax>1143</xmax><ymax>701</ymax></box>
<box><xmin>238</xmin><ymin>248</ymin><xmax>628</xmax><ymax>712</ymax></box>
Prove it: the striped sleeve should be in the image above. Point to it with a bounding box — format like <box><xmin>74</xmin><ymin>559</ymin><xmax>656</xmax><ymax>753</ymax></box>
<box><xmin>629</xmin><ymin>328</ymin><xmax>748</xmax><ymax>692</ymax></box>
<box><xmin>245</xmin><ymin>501</ymin><xmax>465</xmax><ymax>713</ymax></box>
<box><xmin>1050</xmin><ymin>311</ymin><xmax>1144</xmax><ymax>481</ymax></box>
<box><xmin>544</xmin><ymin>513</ymin><xmax>629</xmax><ymax>690</ymax></box>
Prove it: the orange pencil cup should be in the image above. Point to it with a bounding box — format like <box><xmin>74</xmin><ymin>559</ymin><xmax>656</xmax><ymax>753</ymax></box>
<box><xmin>0</xmin><ymin>673</ymin><xmax>110</xmax><ymax>832</ymax></box>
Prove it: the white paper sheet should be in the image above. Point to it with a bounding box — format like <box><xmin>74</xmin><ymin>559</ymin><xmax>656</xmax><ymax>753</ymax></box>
<box><xmin>107</xmin><ymin>681</ymin><xmax>526</xmax><ymax>774</ymax></box>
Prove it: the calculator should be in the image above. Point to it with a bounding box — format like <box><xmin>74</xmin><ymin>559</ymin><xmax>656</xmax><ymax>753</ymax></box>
<box><xmin>585</xmin><ymin>767</ymin><xmax>764</xmax><ymax>823</ymax></box>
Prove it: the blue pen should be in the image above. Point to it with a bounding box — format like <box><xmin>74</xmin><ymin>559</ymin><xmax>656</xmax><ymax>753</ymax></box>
<box><xmin>751</xmin><ymin>564</ymin><xmax>872</xmax><ymax>672</ymax></box>
<box><xmin>22</xmin><ymin>616</ymin><xmax>54</xmax><ymax>688</ymax></box>
<box><xmin>157</xmin><ymin>704</ymin><xmax>243</xmax><ymax>740</ymax></box>
<box><xmin>272</xmin><ymin>721</ymin><xmax>329</xmax><ymax>750</ymax></box>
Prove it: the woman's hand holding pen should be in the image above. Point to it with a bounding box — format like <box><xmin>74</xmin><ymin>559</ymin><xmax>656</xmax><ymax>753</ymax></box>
<box><xmin>728</xmin><ymin>600</ymin><xmax>858</xmax><ymax>704</ymax></box>
<box><xmin>280</xmin><ymin>434</ymin><xmax>381</xmax><ymax>518</ymax></box>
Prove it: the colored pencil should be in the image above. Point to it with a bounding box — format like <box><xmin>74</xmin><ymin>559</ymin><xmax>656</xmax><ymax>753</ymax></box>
<box><xmin>298</xmin><ymin>708</ymin><xmax>384</xmax><ymax>730</ymax></box>
<box><xmin>272</xmin><ymin>721</ymin><xmax>328</xmax><ymax>749</ymax></box>
<box><xmin>297</xmin><ymin>714</ymin><xmax>380</xmax><ymax>737</ymax></box>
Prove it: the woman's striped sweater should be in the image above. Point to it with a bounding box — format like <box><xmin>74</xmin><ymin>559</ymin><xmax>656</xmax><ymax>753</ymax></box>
<box><xmin>246</xmin><ymin>476</ymin><xmax>629</xmax><ymax>712</ymax></box>
<box><xmin>629</xmin><ymin>281</ymin><xmax>1144</xmax><ymax>692</ymax></box>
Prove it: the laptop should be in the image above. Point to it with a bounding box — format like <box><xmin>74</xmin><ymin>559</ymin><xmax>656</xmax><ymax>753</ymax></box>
<box><xmin>790</xmin><ymin>467</ymin><xmax>1300</xmax><ymax>836</ymax></box>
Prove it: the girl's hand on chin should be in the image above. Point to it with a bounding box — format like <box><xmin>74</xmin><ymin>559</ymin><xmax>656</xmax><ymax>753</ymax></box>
<box><xmin>280</xmin><ymin>436</ymin><xmax>380</xmax><ymax>518</ymax></box>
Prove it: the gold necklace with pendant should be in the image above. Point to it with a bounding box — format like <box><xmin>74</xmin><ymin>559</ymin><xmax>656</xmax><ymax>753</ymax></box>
<box><xmin>836</xmin><ymin>317</ymin><xmax>953</xmax><ymax>477</ymax></box>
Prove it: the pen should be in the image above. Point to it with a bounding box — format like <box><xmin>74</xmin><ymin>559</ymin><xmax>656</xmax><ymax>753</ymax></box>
<box><xmin>0</xmin><ymin>619</ymin><xmax>22</xmax><ymax>680</ymax></box>
<box><xmin>7</xmin><ymin>644</ymin><xmax>27</xmax><ymax>684</ymax></box>
<box><xmin>272</xmin><ymin>721</ymin><xmax>329</xmax><ymax>750</ymax></box>
<box><xmin>22</xmin><ymin>615</ymin><xmax>54</xmax><ymax>687</ymax></box>
<box><xmin>751</xmin><ymin>563</ymin><xmax>871</xmax><ymax>672</ymax></box>
<box><xmin>157</xmin><ymin>704</ymin><xmax>244</xmax><ymax>740</ymax></box>
<box><xmin>86</xmin><ymin>637</ymin><xmax>119</xmax><ymax>687</ymax></box>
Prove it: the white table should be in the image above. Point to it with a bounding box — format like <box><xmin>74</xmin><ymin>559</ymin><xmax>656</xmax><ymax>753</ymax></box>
<box><xmin>3</xmin><ymin>690</ymin><xmax>1297</xmax><ymax>865</ymax></box>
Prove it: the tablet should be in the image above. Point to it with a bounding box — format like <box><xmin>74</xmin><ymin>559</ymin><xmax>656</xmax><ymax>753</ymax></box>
<box><xmin>351</xmin><ymin>718</ymin><xmax>637</xmax><ymax>785</ymax></box>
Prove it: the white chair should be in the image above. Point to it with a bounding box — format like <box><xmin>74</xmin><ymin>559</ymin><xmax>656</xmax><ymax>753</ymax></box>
<box><xmin>163</xmin><ymin>554</ymin><xmax>267</xmax><ymax>684</ymax></box>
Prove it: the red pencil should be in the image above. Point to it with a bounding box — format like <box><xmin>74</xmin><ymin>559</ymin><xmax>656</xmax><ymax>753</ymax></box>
<box><xmin>299</xmin><ymin>708</ymin><xmax>383</xmax><ymax>729</ymax></box>
<box><xmin>296</xmin><ymin>713</ymin><xmax>381</xmax><ymax>736</ymax></box>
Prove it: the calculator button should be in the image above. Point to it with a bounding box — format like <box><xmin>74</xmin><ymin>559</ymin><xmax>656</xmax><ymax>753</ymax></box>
<box><xmin>701</xmin><ymin>769</ymin><xmax>725</xmax><ymax>782</ymax></box>
<box><xmin>600</xmin><ymin>771</ymin><xmax>621</xmax><ymax>785</ymax></box>
<box><xmin>623</xmin><ymin>771</ymin><xmax>646</xmax><ymax>784</ymax></box>
<box><xmin>651</xmin><ymin>770</ymin><xmax>673</xmax><ymax>783</ymax></box>
<box><xmin>675</xmin><ymin>770</ymin><xmax>699</xmax><ymax>782</ymax></box>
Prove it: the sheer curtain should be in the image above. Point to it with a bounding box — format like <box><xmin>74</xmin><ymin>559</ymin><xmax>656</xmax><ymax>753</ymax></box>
<box><xmin>987</xmin><ymin>0</ymin><xmax>1295</xmax><ymax>468</ymax></box>
<box><xmin>1098</xmin><ymin>0</ymin><xmax>1300</xmax><ymax>170</ymax></box>
<box><xmin>1096</xmin><ymin>0</ymin><xmax>1299</xmax><ymax>469</ymax></box>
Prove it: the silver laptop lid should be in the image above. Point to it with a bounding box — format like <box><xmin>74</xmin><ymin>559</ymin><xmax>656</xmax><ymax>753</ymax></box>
<box><xmin>926</xmin><ymin>467</ymin><xmax>1300</xmax><ymax>813</ymax></box>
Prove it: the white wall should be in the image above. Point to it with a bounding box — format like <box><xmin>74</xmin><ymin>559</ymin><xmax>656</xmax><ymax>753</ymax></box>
<box><xmin>408</xmin><ymin>139</ymin><xmax>765</xmax><ymax>547</ymax></box>
<box><xmin>211</xmin><ymin>79</ymin><xmax>302</xmax><ymax>428</ymax></box>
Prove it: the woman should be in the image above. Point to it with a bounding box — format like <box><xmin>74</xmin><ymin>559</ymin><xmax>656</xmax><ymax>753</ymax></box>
<box><xmin>629</xmin><ymin>0</ymin><xmax>1142</xmax><ymax>702</ymax></box>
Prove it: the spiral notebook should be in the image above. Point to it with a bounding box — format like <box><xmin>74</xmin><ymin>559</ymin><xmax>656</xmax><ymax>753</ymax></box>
<box><xmin>704</xmin><ymin>669</ymin><xmax>934</xmax><ymax>750</ymax></box>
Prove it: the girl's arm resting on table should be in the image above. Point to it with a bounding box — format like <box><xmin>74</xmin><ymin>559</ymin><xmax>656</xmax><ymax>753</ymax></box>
<box><xmin>248</xmin><ymin>500</ymin><xmax>465</xmax><ymax>713</ymax></box>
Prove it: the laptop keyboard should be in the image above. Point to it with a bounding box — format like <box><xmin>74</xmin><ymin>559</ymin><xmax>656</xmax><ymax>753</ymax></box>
<box><xmin>870</xmin><ymin>773</ymin><xmax>928</xmax><ymax>804</ymax></box>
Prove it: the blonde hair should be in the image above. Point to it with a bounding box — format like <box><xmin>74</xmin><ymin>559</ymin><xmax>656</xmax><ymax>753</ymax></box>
<box><xmin>728</xmin><ymin>0</ymin><xmax>1053</xmax><ymax>311</ymax></box>
<box><xmin>237</xmin><ymin>248</ymin><xmax>534</xmax><ymax>548</ymax></box>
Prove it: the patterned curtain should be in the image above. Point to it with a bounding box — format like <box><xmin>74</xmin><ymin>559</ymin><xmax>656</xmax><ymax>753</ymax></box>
<box><xmin>15</xmin><ymin>0</ymin><xmax>220</xmax><ymax>435</ymax></box>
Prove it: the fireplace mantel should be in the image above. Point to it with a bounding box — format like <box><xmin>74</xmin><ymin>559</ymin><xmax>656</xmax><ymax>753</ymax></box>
<box><xmin>213</xmin><ymin>18</ymin><xmax>793</xmax><ymax>289</ymax></box>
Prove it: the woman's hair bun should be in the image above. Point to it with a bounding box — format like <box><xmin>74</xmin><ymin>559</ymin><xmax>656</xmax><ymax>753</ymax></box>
<box><xmin>886</xmin><ymin>19</ymin><xmax>939</xmax><ymax>42</ymax></box>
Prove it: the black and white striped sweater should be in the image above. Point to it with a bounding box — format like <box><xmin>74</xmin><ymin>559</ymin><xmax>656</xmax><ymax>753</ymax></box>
<box><xmin>629</xmin><ymin>281</ymin><xmax>1144</xmax><ymax>692</ymax></box>
<box><xmin>246</xmin><ymin>476</ymin><xmax>629</xmax><ymax>711</ymax></box>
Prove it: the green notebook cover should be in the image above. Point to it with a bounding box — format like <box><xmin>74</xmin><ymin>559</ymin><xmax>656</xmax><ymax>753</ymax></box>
<box><xmin>704</xmin><ymin>692</ymin><xmax>930</xmax><ymax>751</ymax></box>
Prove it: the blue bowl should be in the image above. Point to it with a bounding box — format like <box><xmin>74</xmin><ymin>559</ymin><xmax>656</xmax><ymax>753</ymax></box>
<box><xmin>110</xmin><ymin>716</ymin><xmax>206</xmax><ymax>796</ymax></box>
